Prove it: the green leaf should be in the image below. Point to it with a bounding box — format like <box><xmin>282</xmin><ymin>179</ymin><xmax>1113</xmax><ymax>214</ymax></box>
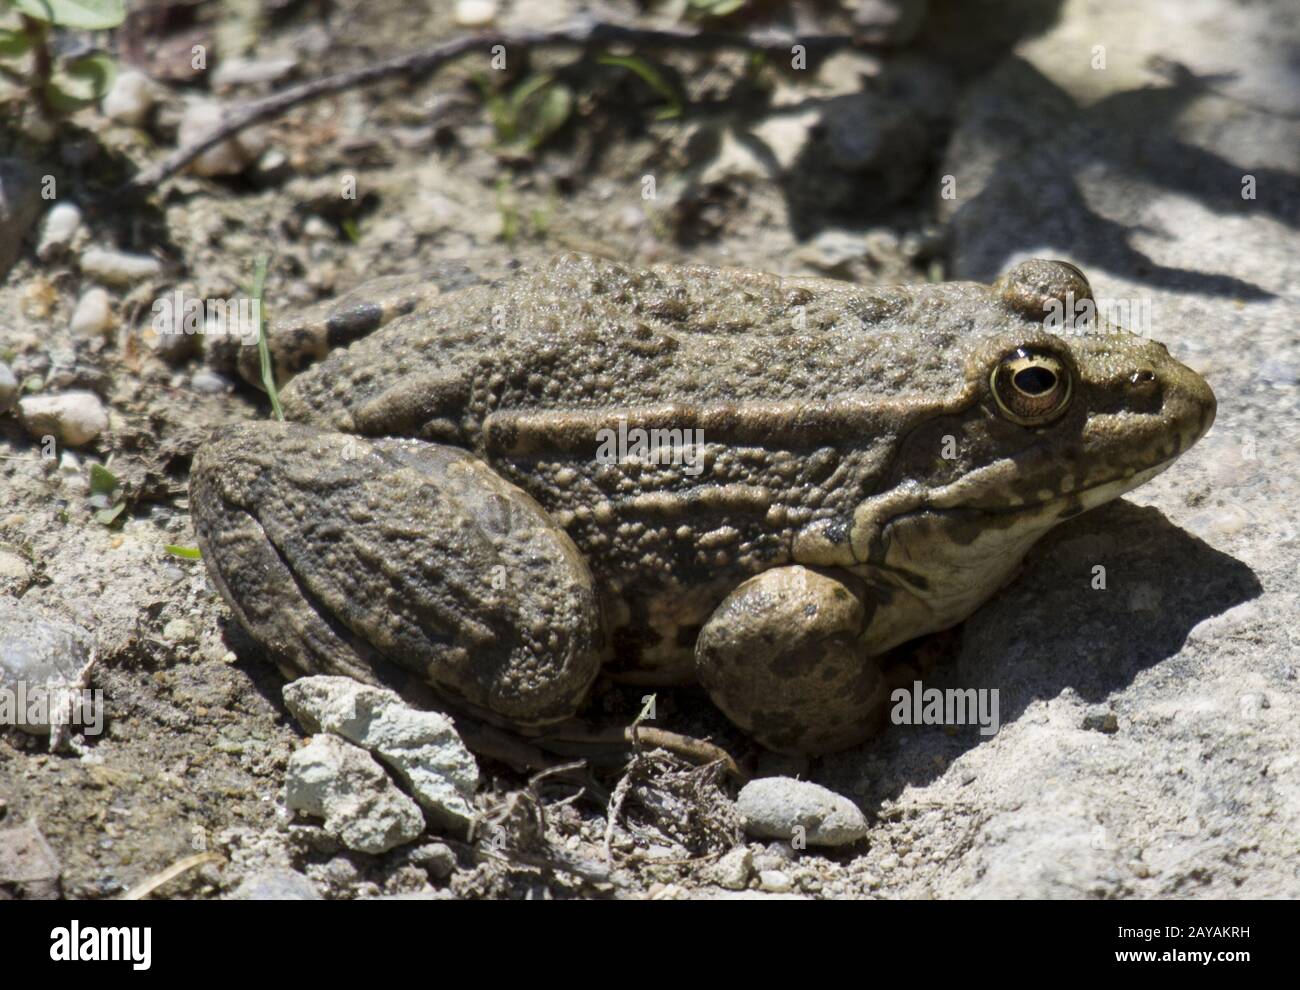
<box><xmin>479</xmin><ymin>72</ymin><xmax>573</xmax><ymax>152</ymax></box>
<box><xmin>43</xmin><ymin>81</ymin><xmax>94</xmax><ymax>113</ymax></box>
<box><xmin>598</xmin><ymin>53</ymin><xmax>683</xmax><ymax>120</ymax></box>
<box><xmin>0</xmin><ymin>29</ymin><xmax>32</xmax><ymax>59</ymax></box>
<box><xmin>250</xmin><ymin>254</ymin><xmax>283</xmax><ymax>422</ymax></box>
<box><xmin>507</xmin><ymin>72</ymin><xmax>557</xmax><ymax>117</ymax></box>
<box><xmin>88</xmin><ymin>462</ymin><xmax>120</xmax><ymax>499</ymax></box>
<box><xmin>520</xmin><ymin>81</ymin><xmax>572</xmax><ymax>150</ymax></box>
<box><xmin>59</xmin><ymin>50</ymin><xmax>116</xmax><ymax>96</ymax></box>
<box><xmin>687</xmin><ymin>0</ymin><xmax>747</xmax><ymax>17</ymax></box>
<box><xmin>164</xmin><ymin>544</ymin><xmax>202</xmax><ymax>560</ymax></box>
<box><xmin>94</xmin><ymin>501</ymin><xmax>125</xmax><ymax>526</ymax></box>
<box><xmin>11</xmin><ymin>0</ymin><xmax>126</xmax><ymax>30</ymax></box>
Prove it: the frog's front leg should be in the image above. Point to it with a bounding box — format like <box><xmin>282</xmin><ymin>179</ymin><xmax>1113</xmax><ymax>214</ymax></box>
<box><xmin>695</xmin><ymin>566</ymin><xmax>891</xmax><ymax>755</ymax></box>
<box><xmin>190</xmin><ymin>422</ymin><xmax>603</xmax><ymax>726</ymax></box>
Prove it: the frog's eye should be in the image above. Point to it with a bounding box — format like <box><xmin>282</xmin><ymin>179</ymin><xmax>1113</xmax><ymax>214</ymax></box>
<box><xmin>991</xmin><ymin>348</ymin><xmax>1072</xmax><ymax>426</ymax></box>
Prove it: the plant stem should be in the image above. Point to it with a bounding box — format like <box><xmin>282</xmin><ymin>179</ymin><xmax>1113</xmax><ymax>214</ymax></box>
<box><xmin>20</xmin><ymin>15</ymin><xmax>53</xmax><ymax>118</ymax></box>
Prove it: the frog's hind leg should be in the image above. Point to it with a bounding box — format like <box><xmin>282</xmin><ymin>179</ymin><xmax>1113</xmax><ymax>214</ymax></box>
<box><xmin>694</xmin><ymin>565</ymin><xmax>889</xmax><ymax>755</ymax></box>
<box><xmin>189</xmin><ymin>421</ymin><xmax>603</xmax><ymax>727</ymax></box>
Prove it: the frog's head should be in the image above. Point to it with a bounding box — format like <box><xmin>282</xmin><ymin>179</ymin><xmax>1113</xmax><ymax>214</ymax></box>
<box><xmin>844</xmin><ymin>259</ymin><xmax>1215</xmax><ymax>642</ymax></box>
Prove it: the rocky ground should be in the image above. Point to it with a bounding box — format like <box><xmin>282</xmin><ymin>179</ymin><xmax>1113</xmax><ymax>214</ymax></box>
<box><xmin>0</xmin><ymin>0</ymin><xmax>1296</xmax><ymax>899</ymax></box>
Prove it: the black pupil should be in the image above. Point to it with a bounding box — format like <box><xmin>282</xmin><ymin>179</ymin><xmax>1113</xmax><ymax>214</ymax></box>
<box><xmin>1013</xmin><ymin>366</ymin><xmax>1056</xmax><ymax>395</ymax></box>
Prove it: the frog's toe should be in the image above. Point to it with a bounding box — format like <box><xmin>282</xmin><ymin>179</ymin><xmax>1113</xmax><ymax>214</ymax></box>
<box><xmin>190</xmin><ymin>422</ymin><xmax>602</xmax><ymax>726</ymax></box>
<box><xmin>694</xmin><ymin>565</ymin><xmax>888</xmax><ymax>755</ymax></box>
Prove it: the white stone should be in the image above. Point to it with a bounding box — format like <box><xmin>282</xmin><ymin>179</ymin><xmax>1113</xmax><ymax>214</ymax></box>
<box><xmin>211</xmin><ymin>57</ymin><xmax>297</xmax><ymax>89</ymax></box>
<box><xmin>17</xmin><ymin>391</ymin><xmax>108</xmax><ymax>447</ymax></box>
<box><xmin>102</xmin><ymin>69</ymin><xmax>155</xmax><ymax>127</ymax></box>
<box><xmin>759</xmin><ymin>869</ymin><xmax>794</xmax><ymax>893</ymax></box>
<box><xmin>80</xmin><ymin>247</ymin><xmax>163</xmax><ymax>287</ymax></box>
<box><xmin>69</xmin><ymin>287</ymin><xmax>112</xmax><ymax>337</ymax></box>
<box><xmin>455</xmin><ymin>0</ymin><xmax>498</xmax><ymax>27</ymax></box>
<box><xmin>283</xmin><ymin>676</ymin><xmax>479</xmax><ymax>834</ymax></box>
<box><xmin>736</xmin><ymin>777</ymin><xmax>869</xmax><ymax>847</ymax></box>
<box><xmin>285</xmin><ymin>735</ymin><xmax>425</xmax><ymax>855</ymax></box>
<box><xmin>36</xmin><ymin>202</ymin><xmax>83</xmax><ymax>260</ymax></box>
<box><xmin>707</xmin><ymin>846</ymin><xmax>753</xmax><ymax>890</ymax></box>
<box><xmin>179</xmin><ymin>101</ymin><xmax>269</xmax><ymax>177</ymax></box>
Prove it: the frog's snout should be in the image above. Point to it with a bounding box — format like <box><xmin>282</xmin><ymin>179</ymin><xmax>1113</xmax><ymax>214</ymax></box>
<box><xmin>1160</xmin><ymin>355</ymin><xmax>1217</xmax><ymax>456</ymax></box>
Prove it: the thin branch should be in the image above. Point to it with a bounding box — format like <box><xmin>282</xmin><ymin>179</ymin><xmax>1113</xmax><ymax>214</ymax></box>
<box><xmin>119</xmin><ymin>851</ymin><xmax>223</xmax><ymax>900</ymax></box>
<box><xmin>125</xmin><ymin>16</ymin><xmax>866</xmax><ymax>190</ymax></box>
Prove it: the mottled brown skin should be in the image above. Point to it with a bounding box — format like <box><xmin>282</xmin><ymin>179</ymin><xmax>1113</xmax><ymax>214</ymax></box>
<box><xmin>191</xmin><ymin>254</ymin><xmax>1216</xmax><ymax>753</ymax></box>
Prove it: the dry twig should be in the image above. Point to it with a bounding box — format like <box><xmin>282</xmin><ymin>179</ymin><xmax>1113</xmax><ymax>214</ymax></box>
<box><xmin>126</xmin><ymin>16</ymin><xmax>865</xmax><ymax>190</ymax></box>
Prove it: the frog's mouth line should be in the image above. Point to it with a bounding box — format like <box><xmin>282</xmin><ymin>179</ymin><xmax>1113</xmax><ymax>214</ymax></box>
<box><xmin>968</xmin><ymin>457</ymin><xmax>1177</xmax><ymax>518</ymax></box>
<box><xmin>873</xmin><ymin>455</ymin><xmax>1181</xmax><ymax>554</ymax></box>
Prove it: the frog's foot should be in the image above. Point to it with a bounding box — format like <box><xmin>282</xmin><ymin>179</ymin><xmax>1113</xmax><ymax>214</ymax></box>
<box><xmin>694</xmin><ymin>565</ymin><xmax>888</xmax><ymax>755</ymax></box>
<box><xmin>190</xmin><ymin>421</ymin><xmax>603</xmax><ymax>726</ymax></box>
<box><xmin>233</xmin><ymin>274</ymin><xmax>450</xmax><ymax>388</ymax></box>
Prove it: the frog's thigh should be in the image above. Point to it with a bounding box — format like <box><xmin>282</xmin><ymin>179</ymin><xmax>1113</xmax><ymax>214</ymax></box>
<box><xmin>695</xmin><ymin>565</ymin><xmax>887</xmax><ymax>755</ymax></box>
<box><xmin>190</xmin><ymin>422</ymin><xmax>602</xmax><ymax>726</ymax></box>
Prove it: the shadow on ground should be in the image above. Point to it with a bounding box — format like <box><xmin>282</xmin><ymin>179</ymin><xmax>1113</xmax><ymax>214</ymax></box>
<box><xmin>819</xmin><ymin>498</ymin><xmax>1263</xmax><ymax>807</ymax></box>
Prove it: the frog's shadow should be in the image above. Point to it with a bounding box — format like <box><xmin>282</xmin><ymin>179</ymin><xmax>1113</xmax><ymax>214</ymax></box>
<box><xmin>814</xmin><ymin>498</ymin><xmax>1262</xmax><ymax>808</ymax></box>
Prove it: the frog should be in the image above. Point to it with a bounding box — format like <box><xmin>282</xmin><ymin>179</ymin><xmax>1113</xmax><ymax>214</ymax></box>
<box><xmin>189</xmin><ymin>253</ymin><xmax>1216</xmax><ymax>755</ymax></box>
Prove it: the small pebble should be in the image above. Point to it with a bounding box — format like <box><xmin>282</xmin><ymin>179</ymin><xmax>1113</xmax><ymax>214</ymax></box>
<box><xmin>36</xmin><ymin>202</ymin><xmax>83</xmax><ymax>261</ymax></box>
<box><xmin>102</xmin><ymin>69</ymin><xmax>155</xmax><ymax>127</ymax></box>
<box><xmin>162</xmin><ymin>618</ymin><xmax>196</xmax><ymax>644</ymax></box>
<box><xmin>179</xmin><ymin>101</ymin><xmax>268</xmax><ymax>177</ymax></box>
<box><xmin>1081</xmin><ymin>710</ymin><xmax>1120</xmax><ymax>734</ymax></box>
<box><xmin>211</xmin><ymin>57</ymin><xmax>298</xmax><ymax>89</ymax></box>
<box><xmin>707</xmin><ymin>847</ymin><xmax>753</xmax><ymax>891</ymax></box>
<box><xmin>18</xmin><ymin>391</ymin><xmax>108</xmax><ymax>447</ymax></box>
<box><xmin>409</xmin><ymin>842</ymin><xmax>457</xmax><ymax>881</ymax></box>
<box><xmin>69</xmin><ymin>287</ymin><xmax>113</xmax><ymax>337</ymax></box>
<box><xmin>759</xmin><ymin>869</ymin><xmax>793</xmax><ymax>893</ymax></box>
<box><xmin>455</xmin><ymin>0</ymin><xmax>498</xmax><ymax>27</ymax></box>
<box><xmin>190</xmin><ymin>369</ymin><xmax>232</xmax><ymax>395</ymax></box>
<box><xmin>228</xmin><ymin>868</ymin><xmax>321</xmax><ymax>900</ymax></box>
<box><xmin>737</xmin><ymin>777</ymin><xmax>870</xmax><ymax>847</ymax></box>
<box><xmin>80</xmin><ymin>247</ymin><xmax>163</xmax><ymax>287</ymax></box>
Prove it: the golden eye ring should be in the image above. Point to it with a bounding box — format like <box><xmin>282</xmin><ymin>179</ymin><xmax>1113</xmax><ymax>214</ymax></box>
<box><xmin>990</xmin><ymin>348</ymin><xmax>1073</xmax><ymax>426</ymax></box>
